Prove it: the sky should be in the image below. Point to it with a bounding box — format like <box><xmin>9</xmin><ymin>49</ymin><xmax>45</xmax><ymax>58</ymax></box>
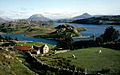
<box><xmin>0</xmin><ymin>0</ymin><xmax>120</xmax><ymax>19</ymax></box>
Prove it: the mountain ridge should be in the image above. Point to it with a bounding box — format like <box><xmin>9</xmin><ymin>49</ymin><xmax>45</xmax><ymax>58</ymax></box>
<box><xmin>28</xmin><ymin>14</ymin><xmax>51</xmax><ymax>21</ymax></box>
<box><xmin>72</xmin><ymin>15</ymin><xmax>120</xmax><ymax>25</ymax></box>
<box><xmin>73</xmin><ymin>13</ymin><xmax>92</xmax><ymax>19</ymax></box>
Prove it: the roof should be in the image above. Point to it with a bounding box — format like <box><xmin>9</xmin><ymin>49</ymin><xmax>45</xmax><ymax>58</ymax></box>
<box><xmin>13</xmin><ymin>45</ymin><xmax>31</xmax><ymax>51</ymax></box>
<box><xmin>30</xmin><ymin>49</ymin><xmax>38</xmax><ymax>53</ymax></box>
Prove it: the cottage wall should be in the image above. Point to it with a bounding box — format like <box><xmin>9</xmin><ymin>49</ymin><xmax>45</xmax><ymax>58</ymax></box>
<box><xmin>37</xmin><ymin>50</ymin><xmax>40</xmax><ymax>55</ymax></box>
<box><xmin>43</xmin><ymin>44</ymin><xmax>49</xmax><ymax>54</ymax></box>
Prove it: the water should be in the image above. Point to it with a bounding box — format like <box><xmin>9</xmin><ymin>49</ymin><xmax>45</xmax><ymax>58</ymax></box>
<box><xmin>1</xmin><ymin>34</ymin><xmax>58</xmax><ymax>45</ymax></box>
<box><xmin>1</xmin><ymin>23</ymin><xmax>120</xmax><ymax>45</ymax></box>
<box><xmin>53</xmin><ymin>23</ymin><xmax>120</xmax><ymax>39</ymax></box>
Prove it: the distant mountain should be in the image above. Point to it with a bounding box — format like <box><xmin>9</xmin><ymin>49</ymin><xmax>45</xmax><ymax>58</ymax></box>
<box><xmin>73</xmin><ymin>13</ymin><xmax>92</xmax><ymax>19</ymax></box>
<box><xmin>28</xmin><ymin>14</ymin><xmax>51</xmax><ymax>21</ymax></box>
<box><xmin>56</xmin><ymin>19</ymin><xmax>73</xmax><ymax>23</ymax></box>
<box><xmin>0</xmin><ymin>17</ymin><xmax>13</xmax><ymax>23</ymax></box>
<box><xmin>2</xmin><ymin>17</ymin><xmax>13</xmax><ymax>21</ymax></box>
<box><xmin>0</xmin><ymin>17</ymin><xmax>6</xmax><ymax>23</ymax></box>
<box><xmin>72</xmin><ymin>15</ymin><xmax>120</xmax><ymax>25</ymax></box>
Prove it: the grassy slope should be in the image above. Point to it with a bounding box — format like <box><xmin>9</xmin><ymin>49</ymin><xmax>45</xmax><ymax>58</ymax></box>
<box><xmin>0</xmin><ymin>25</ymin><xmax>56</xmax><ymax>37</ymax></box>
<box><xmin>0</xmin><ymin>41</ymin><xmax>56</xmax><ymax>75</ymax></box>
<box><xmin>38</xmin><ymin>47</ymin><xmax>120</xmax><ymax>73</ymax></box>
<box><xmin>0</xmin><ymin>32</ymin><xmax>5</xmax><ymax>35</ymax></box>
<box><xmin>0</xmin><ymin>48</ymin><xmax>35</xmax><ymax>75</ymax></box>
<box><xmin>24</xmin><ymin>26</ymin><xmax>56</xmax><ymax>37</ymax></box>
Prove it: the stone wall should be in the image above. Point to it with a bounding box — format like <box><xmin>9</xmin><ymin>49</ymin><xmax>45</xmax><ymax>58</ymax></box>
<box><xmin>55</xmin><ymin>50</ymin><xmax>69</xmax><ymax>54</ymax></box>
<box><xmin>25</xmin><ymin>51</ymin><xmax>84</xmax><ymax>75</ymax></box>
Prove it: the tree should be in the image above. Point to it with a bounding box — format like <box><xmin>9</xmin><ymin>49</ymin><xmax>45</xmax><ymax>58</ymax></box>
<box><xmin>5</xmin><ymin>36</ymin><xmax>12</xmax><ymax>41</ymax></box>
<box><xmin>9</xmin><ymin>41</ymin><xmax>16</xmax><ymax>46</ymax></box>
<box><xmin>96</xmin><ymin>26</ymin><xmax>119</xmax><ymax>44</ymax></box>
<box><xmin>57</xmin><ymin>32</ymin><xmax>74</xmax><ymax>49</ymax></box>
<box><xmin>0</xmin><ymin>35</ymin><xmax>3</xmax><ymax>42</ymax></box>
<box><xmin>103</xmin><ymin>26</ymin><xmax>119</xmax><ymax>42</ymax></box>
<box><xmin>96</xmin><ymin>36</ymin><xmax>104</xmax><ymax>45</ymax></box>
<box><xmin>15</xmin><ymin>37</ymin><xmax>18</xmax><ymax>41</ymax></box>
<box><xmin>56</xmin><ymin>24</ymin><xmax>81</xmax><ymax>49</ymax></box>
<box><xmin>0</xmin><ymin>35</ymin><xmax>3</xmax><ymax>39</ymax></box>
<box><xmin>92</xmin><ymin>33</ymin><xmax>96</xmax><ymax>41</ymax></box>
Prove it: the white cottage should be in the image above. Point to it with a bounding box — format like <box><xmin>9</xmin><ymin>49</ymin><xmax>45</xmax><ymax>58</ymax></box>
<box><xmin>41</xmin><ymin>44</ymin><xmax>49</xmax><ymax>54</ymax></box>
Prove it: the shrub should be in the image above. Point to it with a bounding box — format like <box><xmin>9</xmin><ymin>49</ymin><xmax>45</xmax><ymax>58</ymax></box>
<box><xmin>96</xmin><ymin>26</ymin><xmax>119</xmax><ymax>44</ymax></box>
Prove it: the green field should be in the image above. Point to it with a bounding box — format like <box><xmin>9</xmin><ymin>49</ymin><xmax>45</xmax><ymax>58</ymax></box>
<box><xmin>0</xmin><ymin>48</ymin><xmax>35</xmax><ymax>75</ymax></box>
<box><xmin>37</xmin><ymin>47</ymin><xmax>120</xmax><ymax>74</ymax></box>
<box><xmin>0</xmin><ymin>41</ymin><xmax>57</xmax><ymax>75</ymax></box>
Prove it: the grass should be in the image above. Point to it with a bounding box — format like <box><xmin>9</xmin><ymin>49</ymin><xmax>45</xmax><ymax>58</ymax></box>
<box><xmin>15</xmin><ymin>41</ymin><xmax>57</xmax><ymax>74</ymax></box>
<box><xmin>0</xmin><ymin>32</ymin><xmax>5</xmax><ymax>35</ymax></box>
<box><xmin>0</xmin><ymin>48</ymin><xmax>35</xmax><ymax>75</ymax></box>
<box><xmin>0</xmin><ymin>41</ymin><xmax>56</xmax><ymax>75</ymax></box>
<box><xmin>24</xmin><ymin>26</ymin><xmax>56</xmax><ymax>37</ymax></box>
<box><xmin>37</xmin><ymin>47</ymin><xmax>120</xmax><ymax>73</ymax></box>
<box><xmin>0</xmin><ymin>25</ymin><xmax>56</xmax><ymax>37</ymax></box>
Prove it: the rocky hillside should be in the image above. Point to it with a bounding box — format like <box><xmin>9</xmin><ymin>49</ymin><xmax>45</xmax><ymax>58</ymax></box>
<box><xmin>34</xmin><ymin>24</ymin><xmax>83</xmax><ymax>40</ymax></box>
<box><xmin>0</xmin><ymin>19</ymin><xmax>54</xmax><ymax>33</ymax></box>
<box><xmin>0</xmin><ymin>47</ymin><xmax>35</xmax><ymax>75</ymax></box>
<box><xmin>0</xmin><ymin>17</ymin><xmax>6</xmax><ymax>23</ymax></box>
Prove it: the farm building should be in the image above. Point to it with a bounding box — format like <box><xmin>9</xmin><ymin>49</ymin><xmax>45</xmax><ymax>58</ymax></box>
<box><xmin>13</xmin><ymin>44</ymin><xmax>49</xmax><ymax>54</ymax></box>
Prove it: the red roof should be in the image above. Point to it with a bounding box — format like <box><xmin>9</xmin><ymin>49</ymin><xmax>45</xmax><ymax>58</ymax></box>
<box><xmin>14</xmin><ymin>45</ymin><xmax>31</xmax><ymax>51</ymax></box>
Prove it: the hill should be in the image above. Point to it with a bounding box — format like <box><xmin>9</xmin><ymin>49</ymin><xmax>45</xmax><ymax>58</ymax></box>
<box><xmin>0</xmin><ymin>17</ymin><xmax>13</xmax><ymax>23</ymax></box>
<box><xmin>0</xmin><ymin>47</ymin><xmax>35</xmax><ymax>75</ymax></box>
<box><xmin>72</xmin><ymin>15</ymin><xmax>120</xmax><ymax>25</ymax></box>
<box><xmin>34</xmin><ymin>24</ymin><xmax>85</xmax><ymax>40</ymax></box>
<box><xmin>0</xmin><ymin>17</ymin><xmax>6</xmax><ymax>23</ymax></box>
<box><xmin>0</xmin><ymin>41</ymin><xmax>56</xmax><ymax>74</ymax></box>
<box><xmin>55</xmin><ymin>19</ymin><xmax>73</xmax><ymax>23</ymax></box>
<box><xmin>0</xmin><ymin>19</ymin><xmax>55</xmax><ymax>36</ymax></box>
<box><xmin>36</xmin><ymin>47</ymin><xmax>120</xmax><ymax>74</ymax></box>
<box><xmin>73</xmin><ymin>13</ymin><xmax>92</xmax><ymax>19</ymax></box>
<box><xmin>28</xmin><ymin>14</ymin><xmax>51</xmax><ymax>21</ymax></box>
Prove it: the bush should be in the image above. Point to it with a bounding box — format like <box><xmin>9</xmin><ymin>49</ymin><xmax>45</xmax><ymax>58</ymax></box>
<box><xmin>96</xmin><ymin>26</ymin><xmax>119</xmax><ymax>44</ymax></box>
<box><xmin>96</xmin><ymin>36</ymin><xmax>104</xmax><ymax>44</ymax></box>
<box><xmin>103</xmin><ymin>26</ymin><xmax>119</xmax><ymax>42</ymax></box>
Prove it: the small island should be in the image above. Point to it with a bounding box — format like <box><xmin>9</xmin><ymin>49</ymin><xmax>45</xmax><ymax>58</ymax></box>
<box><xmin>33</xmin><ymin>24</ymin><xmax>86</xmax><ymax>40</ymax></box>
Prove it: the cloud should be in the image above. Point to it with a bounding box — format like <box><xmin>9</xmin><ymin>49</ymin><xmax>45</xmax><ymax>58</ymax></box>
<box><xmin>8</xmin><ymin>9</ymin><xmax>30</xmax><ymax>19</ymax></box>
<box><xmin>33</xmin><ymin>8</ymin><xmax>82</xmax><ymax>19</ymax></box>
<box><xmin>0</xmin><ymin>10</ymin><xmax>5</xmax><ymax>17</ymax></box>
<box><xmin>0</xmin><ymin>8</ymin><xmax>87</xmax><ymax>19</ymax></box>
<box><xmin>15</xmin><ymin>11</ymin><xmax>26</xmax><ymax>16</ymax></box>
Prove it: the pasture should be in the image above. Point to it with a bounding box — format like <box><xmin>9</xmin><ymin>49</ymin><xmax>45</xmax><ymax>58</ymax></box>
<box><xmin>38</xmin><ymin>47</ymin><xmax>120</xmax><ymax>74</ymax></box>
